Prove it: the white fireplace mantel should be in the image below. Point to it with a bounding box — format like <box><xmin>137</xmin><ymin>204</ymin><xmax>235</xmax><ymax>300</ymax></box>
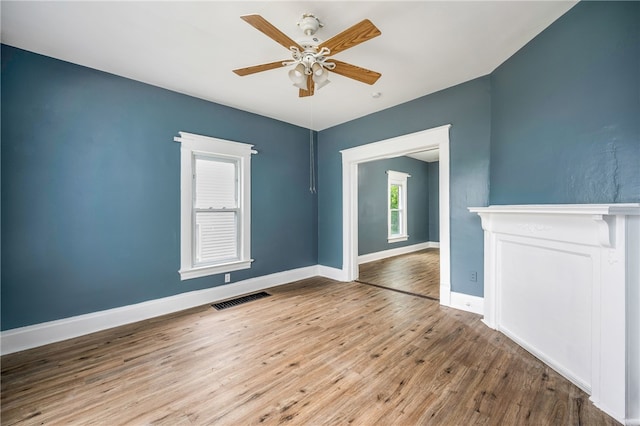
<box><xmin>469</xmin><ymin>204</ymin><xmax>640</xmax><ymax>425</ymax></box>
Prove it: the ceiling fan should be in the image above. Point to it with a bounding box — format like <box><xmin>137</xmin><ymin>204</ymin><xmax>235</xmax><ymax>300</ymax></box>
<box><xmin>233</xmin><ymin>13</ymin><xmax>382</xmax><ymax>97</ymax></box>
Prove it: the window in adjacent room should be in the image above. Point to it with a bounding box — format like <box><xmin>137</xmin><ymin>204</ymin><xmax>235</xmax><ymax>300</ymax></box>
<box><xmin>387</xmin><ymin>170</ymin><xmax>410</xmax><ymax>243</ymax></box>
<box><xmin>174</xmin><ymin>132</ymin><xmax>255</xmax><ymax>280</ymax></box>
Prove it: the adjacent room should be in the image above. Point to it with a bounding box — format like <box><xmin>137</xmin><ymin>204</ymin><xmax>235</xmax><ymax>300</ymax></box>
<box><xmin>2</xmin><ymin>1</ymin><xmax>638</xmax><ymax>424</ymax></box>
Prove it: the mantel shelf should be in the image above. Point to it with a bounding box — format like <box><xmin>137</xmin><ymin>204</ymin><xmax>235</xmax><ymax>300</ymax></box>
<box><xmin>469</xmin><ymin>203</ymin><xmax>640</xmax><ymax>216</ymax></box>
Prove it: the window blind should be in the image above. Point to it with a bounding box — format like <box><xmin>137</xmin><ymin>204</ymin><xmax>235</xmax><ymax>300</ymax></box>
<box><xmin>194</xmin><ymin>156</ymin><xmax>239</xmax><ymax>265</ymax></box>
<box><xmin>194</xmin><ymin>157</ymin><xmax>237</xmax><ymax>209</ymax></box>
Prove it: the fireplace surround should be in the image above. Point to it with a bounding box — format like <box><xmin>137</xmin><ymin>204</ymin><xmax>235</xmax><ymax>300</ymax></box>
<box><xmin>470</xmin><ymin>204</ymin><xmax>640</xmax><ymax>424</ymax></box>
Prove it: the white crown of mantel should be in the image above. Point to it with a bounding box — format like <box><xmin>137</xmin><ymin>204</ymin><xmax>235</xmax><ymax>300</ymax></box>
<box><xmin>469</xmin><ymin>204</ymin><xmax>640</xmax><ymax>425</ymax></box>
<box><xmin>471</xmin><ymin>204</ymin><xmax>639</xmax><ymax>247</ymax></box>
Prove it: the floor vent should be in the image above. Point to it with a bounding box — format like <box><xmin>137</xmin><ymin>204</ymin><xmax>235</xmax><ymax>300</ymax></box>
<box><xmin>212</xmin><ymin>291</ymin><xmax>271</xmax><ymax>310</ymax></box>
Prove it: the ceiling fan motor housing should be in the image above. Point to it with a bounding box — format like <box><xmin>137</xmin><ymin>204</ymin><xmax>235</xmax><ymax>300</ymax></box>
<box><xmin>297</xmin><ymin>13</ymin><xmax>323</xmax><ymax>36</ymax></box>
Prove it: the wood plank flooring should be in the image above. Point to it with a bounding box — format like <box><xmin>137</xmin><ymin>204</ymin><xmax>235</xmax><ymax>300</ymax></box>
<box><xmin>1</xmin><ymin>270</ymin><xmax>617</xmax><ymax>424</ymax></box>
<box><xmin>359</xmin><ymin>249</ymin><xmax>440</xmax><ymax>299</ymax></box>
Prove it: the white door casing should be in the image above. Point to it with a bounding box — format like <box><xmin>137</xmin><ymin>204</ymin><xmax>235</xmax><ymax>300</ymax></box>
<box><xmin>340</xmin><ymin>124</ymin><xmax>452</xmax><ymax>305</ymax></box>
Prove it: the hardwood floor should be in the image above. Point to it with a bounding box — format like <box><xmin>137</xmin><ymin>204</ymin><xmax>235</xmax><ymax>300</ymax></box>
<box><xmin>1</xmin><ymin>275</ymin><xmax>617</xmax><ymax>425</ymax></box>
<box><xmin>359</xmin><ymin>249</ymin><xmax>440</xmax><ymax>299</ymax></box>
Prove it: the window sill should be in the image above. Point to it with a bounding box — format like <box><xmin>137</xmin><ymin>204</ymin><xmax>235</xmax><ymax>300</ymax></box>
<box><xmin>179</xmin><ymin>259</ymin><xmax>253</xmax><ymax>281</ymax></box>
<box><xmin>388</xmin><ymin>235</ymin><xmax>409</xmax><ymax>243</ymax></box>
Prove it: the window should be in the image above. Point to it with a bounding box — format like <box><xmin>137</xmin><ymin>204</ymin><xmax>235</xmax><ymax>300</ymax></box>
<box><xmin>387</xmin><ymin>170</ymin><xmax>410</xmax><ymax>243</ymax></box>
<box><xmin>174</xmin><ymin>132</ymin><xmax>254</xmax><ymax>280</ymax></box>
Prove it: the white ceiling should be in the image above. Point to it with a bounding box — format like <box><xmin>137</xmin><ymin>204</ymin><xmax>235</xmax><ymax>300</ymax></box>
<box><xmin>408</xmin><ymin>149</ymin><xmax>440</xmax><ymax>163</ymax></box>
<box><xmin>1</xmin><ymin>1</ymin><xmax>576</xmax><ymax>131</ymax></box>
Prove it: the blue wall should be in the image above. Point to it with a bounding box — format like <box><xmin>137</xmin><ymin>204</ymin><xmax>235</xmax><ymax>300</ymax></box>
<box><xmin>428</xmin><ymin>162</ymin><xmax>440</xmax><ymax>242</ymax></box>
<box><xmin>318</xmin><ymin>77</ymin><xmax>491</xmax><ymax>297</ymax></box>
<box><xmin>358</xmin><ymin>157</ymin><xmax>431</xmax><ymax>255</ymax></box>
<box><xmin>491</xmin><ymin>1</ymin><xmax>639</xmax><ymax>204</ymax></box>
<box><xmin>1</xmin><ymin>45</ymin><xmax>318</xmax><ymax>330</ymax></box>
<box><xmin>2</xmin><ymin>1</ymin><xmax>638</xmax><ymax>331</ymax></box>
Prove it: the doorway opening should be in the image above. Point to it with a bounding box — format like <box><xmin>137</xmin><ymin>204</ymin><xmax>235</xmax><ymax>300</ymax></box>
<box><xmin>340</xmin><ymin>124</ymin><xmax>452</xmax><ymax>306</ymax></box>
<box><xmin>355</xmin><ymin>150</ymin><xmax>440</xmax><ymax>299</ymax></box>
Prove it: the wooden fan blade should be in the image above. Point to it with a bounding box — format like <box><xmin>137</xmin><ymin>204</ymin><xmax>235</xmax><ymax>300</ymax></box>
<box><xmin>241</xmin><ymin>15</ymin><xmax>303</xmax><ymax>51</ymax></box>
<box><xmin>329</xmin><ymin>59</ymin><xmax>381</xmax><ymax>85</ymax></box>
<box><xmin>233</xmin><ymin>60</ymin><xmax>289</xmax><ymax>76</ymax></box>
<box><xmin>318</xmin><ymin>19</ymin><xmax>381</xmax><ymax>56</ymax></box>
<box><xmin>299</xmin><ymin>74</ymin><xmax>315</xmax><ymax>97</ymax></box>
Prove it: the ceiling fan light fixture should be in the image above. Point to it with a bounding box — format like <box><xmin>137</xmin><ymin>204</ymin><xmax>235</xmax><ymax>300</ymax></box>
<box><xmin>312</xmin><ymin>64</ymin><xmax>330</xmax><ymax>90</ymax></box>
<box><xmin>315</xmin><ymin>78</ymin><xmax>331</xmax><ymax>90</ymax></box>
<box><xmin>292</xmin><ymin>81</ymin><xmax>308</xmax><ymax>90</ymax></box>
<box><xmin>289</xmin><ymin>63</ymin><xmax>307</xmax><ymax>88</ymax></box>
<box><xmin>311</xmin><ymin>62</ymin><xmax>324</xmax><ymax>76</ymax></box>
<box><xmin>290</xmin><ymin>62</ymin><xmax>306</xmax><ymax>78</ymax></box>
<box><xmin>312</xmin><ymin>65</ymin><xmax>329</xmax><ymax>86</ymax></box>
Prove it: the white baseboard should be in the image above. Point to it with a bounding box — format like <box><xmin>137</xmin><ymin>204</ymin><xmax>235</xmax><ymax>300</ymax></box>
<box><xmin>0</xmin><ymin>266</ymin><xmax>318</xmax><ymax>356</ymax></box>
<box><xmin>1</xmin><ymin>264</ymin><xmax>485</xmax><ymax>356</ymax></box>
<box><xmin>442</xmin><ymin>291</ymin><xmax>484</xmax><ymax>315</ymax></box>
<box><xmin>358</xmin><ymin>241</ymin><xmax>439</xmax><ymax>265</ymax></box>
<box><xmin>317</xmin><ymin>265</ymin><xmax>349</xmax><ymax>282</ymax></box>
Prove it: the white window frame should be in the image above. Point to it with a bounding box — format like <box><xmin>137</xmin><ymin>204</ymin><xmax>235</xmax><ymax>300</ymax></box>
<box><xmin>387</xmin><ymin>170</ymin><xmax>410</xmax><ymax>243</ymax></box>
<box><xmin>174</xmin><ymin>131</ymin><xmax>255</xmax><ymax>280</ymax></box>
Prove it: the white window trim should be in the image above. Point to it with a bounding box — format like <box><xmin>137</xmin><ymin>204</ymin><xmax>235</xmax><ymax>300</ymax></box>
<box><xmin>387</xmin><ymin>170</ymin><xmax>410</xmax><ymax>243</ymax></box>
<box><xmin>174</xmin><ymin>132</ymin><xmax>255</xmax><ymax>280</ymax></box>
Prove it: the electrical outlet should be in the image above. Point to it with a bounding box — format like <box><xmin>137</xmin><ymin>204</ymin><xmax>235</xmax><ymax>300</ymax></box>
<box><xmin>224</xmin><ymin>273</ymin><xmax>231</xmax><ymax>283</ymax></box>
<box><xmin>470</xmin><ymin>271</ymin><xmax>477</xmax><ymax>282</ymax></box>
